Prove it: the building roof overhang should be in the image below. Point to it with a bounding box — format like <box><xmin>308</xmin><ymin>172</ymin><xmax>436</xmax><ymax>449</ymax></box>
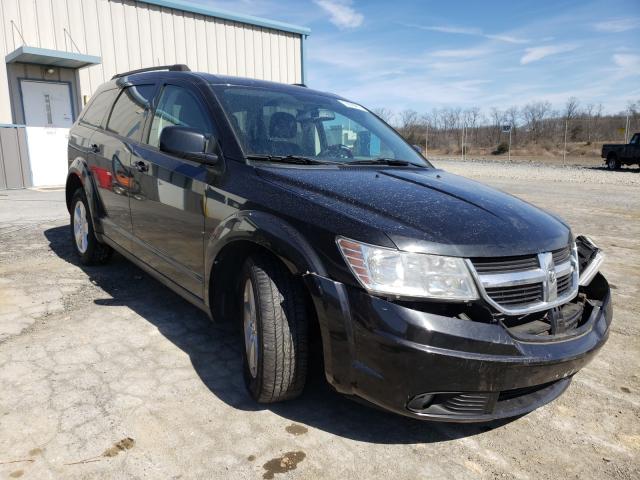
<box><xmin>5</xmin><ymin>46</ymin><xmax>102</xmax><ymax>69</ymax></box>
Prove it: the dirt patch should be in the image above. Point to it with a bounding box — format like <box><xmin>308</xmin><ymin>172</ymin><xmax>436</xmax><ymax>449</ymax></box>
<box><xmin>262</xmin><ymin>451</ymin><xmax>306</xmax><ymax>479</ymax></box>
<box><xmin>9</xmin><ymin>471</ymin><xmax>23</xmax><ymax>478</ymax></box>
<box><xmin>102</xmin><ymin>437</ymin><xmax>135</xmax><ymax>457</ymax></box>
<box><xmin>66</xmin><ymin>437</ymin><xmax>135</xmax><ymax>465</ymax></box>
<box><xmin>285</xmin><ymin>423</ymin><xmax>308</xmax><ymax>436</ymax></box>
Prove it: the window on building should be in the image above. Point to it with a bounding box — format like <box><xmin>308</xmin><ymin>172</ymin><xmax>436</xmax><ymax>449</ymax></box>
<box><xmin>80</xmin><ymin>89</ymin><xmax>119</xmax><ymax>128</ymax></box>
<box><xmin>148</xmin><ymin>85</ymin><xmax>213</xmax><ymax>148</ymax></box>
<box><xmin>106</xmin><ymin>85</ymin><xmax>156</xmax><ymax>141</ymax></box>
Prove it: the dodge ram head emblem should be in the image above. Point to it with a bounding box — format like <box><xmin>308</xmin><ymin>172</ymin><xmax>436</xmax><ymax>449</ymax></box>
<box><xmin>538</xmin><ymin>252</ymin><xmax>558</xmax><ymax>301</ymax></box>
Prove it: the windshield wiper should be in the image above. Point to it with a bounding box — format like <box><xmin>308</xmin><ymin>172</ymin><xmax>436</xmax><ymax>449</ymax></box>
<box><xmin>246</xmin><ymin>154</ymin><xmax>339</xmax><ymax>165</ymax></box>
<box><xmin>346</xmin><ymin>158</ymin><xmax>426</xmax><ymax>167</ymax></box>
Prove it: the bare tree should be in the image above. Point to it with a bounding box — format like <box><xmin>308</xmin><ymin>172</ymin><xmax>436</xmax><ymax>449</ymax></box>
<box><xmin>372</xmin><ymin>107</ymin><xmax>395</xmax><ymax>124</ymax></box>
<box><xmin>522</xmin><ymin>101</ymin><xmax>552</xmax><ymax>144</ymax></box>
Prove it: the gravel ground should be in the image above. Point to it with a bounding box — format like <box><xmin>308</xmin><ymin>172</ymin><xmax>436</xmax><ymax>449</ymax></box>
<box><xmin>0</xmin><ymin>162</ymin><xmax>639</xmax><ymax>480</ymax></box>
<box><xmin>433</xmin><ymin>158</ymin><xmax>640</xmax><ymax>186</ymax></box>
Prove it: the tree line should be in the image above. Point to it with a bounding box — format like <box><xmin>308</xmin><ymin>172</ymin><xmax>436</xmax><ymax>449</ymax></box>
<box><xmin>373</xmin><ymin>98</ymin><xmax>640</xmax><ymax>155</ymax></box>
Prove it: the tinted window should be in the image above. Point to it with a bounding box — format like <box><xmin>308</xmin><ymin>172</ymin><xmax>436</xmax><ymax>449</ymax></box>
<box><xmin>148</xmin><ymin>85</ymin><xmax>213</xmax><ymax>148</ymax></box>
<box><xmin>212</xmin><ymin>85</ymin><xmax>428</xmax><ymax>166</ymax></box>
<box><xmin>81</xmin><ymin>89</ymin><xmax>118</xmax><ymax>128</ymax></box>
<box><xmin>106</xmin><ymin>85</ymin><xmax>156</xmax><ymax>141</ymax></box>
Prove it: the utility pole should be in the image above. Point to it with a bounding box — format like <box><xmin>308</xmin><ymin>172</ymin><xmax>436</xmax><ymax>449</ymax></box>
<box><xmin>625</xmin><ymin>110</ymin><xmax>630</xmax><ymax>143</ymax></box>
<box><xmin>563</xmin><ymin>118</ymin><xmax>568</xmax><ymax>165</ymax></box>
<box><xmin>460</xmin><ymin>124</ymin><xmax>465</xmax><ymax>161</ymax></box>
<box><xmin>508</xmin><ymin>127</ymin><xmax>512</xmax><ymax>162</ymax></box>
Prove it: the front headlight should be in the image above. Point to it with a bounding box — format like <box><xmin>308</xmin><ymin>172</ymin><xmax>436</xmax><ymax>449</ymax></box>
<box><xmin>336</xmin><ymin>237</ymin><xmax>479</xmax><ymax>300</ymax></box>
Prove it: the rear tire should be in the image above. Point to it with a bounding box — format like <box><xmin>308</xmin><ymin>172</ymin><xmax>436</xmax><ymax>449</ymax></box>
<box><xmin>240</xmin><ymin>253</ymin><xmax>308</xmax><ymax>403</ymax></box>
<box><xmin>607</xmin><ymin>155</ymin><xmax>620</xmax><ymax>170</ymax></box>
<box><xmin>70</xmin><ymin>188</ymin><xmax>113</xmax><ymax>265</ymax></box>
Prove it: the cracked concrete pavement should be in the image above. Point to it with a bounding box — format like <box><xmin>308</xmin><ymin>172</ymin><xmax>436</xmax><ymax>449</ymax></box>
<box><xmin>0</xmin><ymin>163</ymin><xmax>639</xmax><ymax>479</ymax></box>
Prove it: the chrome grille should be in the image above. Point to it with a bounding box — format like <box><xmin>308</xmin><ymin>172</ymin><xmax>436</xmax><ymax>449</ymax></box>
<box><xmin>485</xmin><ymin>283</ymin><xmax>543</xmax><ymax>306</ymax></box>
<box><xmin>552</xmin><ymin>246</ymin><xmax>571</xmax><ymax>265</ymax></box>
<box><xmin>472</xmin><ymin>255</ymin><xmax>539</xmax><ymax>274</ymax></box>
<box><xmin>556</xmin><ymin>272</ymin><xmax>572</xmax><ymax>296</ymax></box>
<box><xmin>468</xmin><ymin>245</ymin><xmax>579</xmax><ymax>315</ymax></box>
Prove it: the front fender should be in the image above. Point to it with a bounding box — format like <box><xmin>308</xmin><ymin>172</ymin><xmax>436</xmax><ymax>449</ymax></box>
<box><xmin>66</xmin><ymin>158</ymin><xmax>104</xmax><ymax>235</ymax></box>
<box><xmin>205</xmin><ymin>210</ymin><xmax>328</xmax><ymax>276</ymax></box>
<box><xmin>204</xmin><ymin>210</ymin><xmax>327</xmax><ymax>304</ymax></box>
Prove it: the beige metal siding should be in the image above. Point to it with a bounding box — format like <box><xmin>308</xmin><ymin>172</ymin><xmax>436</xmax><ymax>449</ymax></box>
<box><xmin>0</xmin><ymin>0</ymin><xmax>303</xmax><ymax>124</ymax></box>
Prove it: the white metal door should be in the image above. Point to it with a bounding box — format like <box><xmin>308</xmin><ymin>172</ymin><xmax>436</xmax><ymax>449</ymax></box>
<box><xmin>20</xmin><ymin>80</ymin><xmax>74</xmax><ymax>128</ymax></box>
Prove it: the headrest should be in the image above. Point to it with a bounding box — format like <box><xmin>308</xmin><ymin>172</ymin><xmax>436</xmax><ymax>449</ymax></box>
<box><xmin>269</xmin><ymin>112</ymin><xmax>297</xmax><ymax>139</ymax></box>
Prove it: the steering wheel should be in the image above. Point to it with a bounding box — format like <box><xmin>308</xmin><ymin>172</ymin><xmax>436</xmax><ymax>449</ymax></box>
<box><xmin>318</xmin><ymin>144</ymin><xmax>353</xmax><ymax>159</ymax></box>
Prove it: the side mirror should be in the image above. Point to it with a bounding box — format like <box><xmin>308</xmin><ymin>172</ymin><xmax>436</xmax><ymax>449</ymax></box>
<box><xmin>159</xmin><ymin>126</ymin><xmax>219</xmax><ymax>165</ymax></box>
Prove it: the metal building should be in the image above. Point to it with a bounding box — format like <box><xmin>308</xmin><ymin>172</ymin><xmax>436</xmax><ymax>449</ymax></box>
<box><xmin>0</xmin><ymin>0</ymin><xmax>309</xmax><ymax>189</ymax></box>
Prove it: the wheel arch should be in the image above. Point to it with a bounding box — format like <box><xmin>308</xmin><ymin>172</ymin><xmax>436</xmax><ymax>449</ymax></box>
<box><xmin>65</xmin><ymin>158</ymin><xmax>103</xmax><ymax>234</ymax></box>
<box><xmin>205</xmin><ymin>211</ymin><xmax>327</xmax><ymax>322</ymax></box>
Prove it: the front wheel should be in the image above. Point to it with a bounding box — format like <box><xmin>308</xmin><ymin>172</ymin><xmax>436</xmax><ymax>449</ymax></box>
<box><xmin>607</xmin><ymin>155</ymin><xmax>620</xmax><ymax>170</ymax></box>
<box><xmin>69</xmin><ymin>189</ymin><xmax>113</xmax><ymax>265</ymax></box>
<box><xmin>240</xmin><ymin>254</ymin><xmax>308</xmax><ymax>403</ymax></box>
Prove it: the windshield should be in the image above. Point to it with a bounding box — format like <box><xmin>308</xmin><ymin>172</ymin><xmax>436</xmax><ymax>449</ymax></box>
<box><xmin>210</xmin><ymin>85</ymin><xmax>429</xmax><ymax>167</ymax></box>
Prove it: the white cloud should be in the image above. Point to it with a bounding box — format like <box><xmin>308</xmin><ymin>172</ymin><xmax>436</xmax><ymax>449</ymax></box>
<box><xmin>593</xmin><ymin>18</ymin><xmax>640</xmax><ymax>33</ymax></box>
<box><xmin>314</xmin><ymin>0</ymin><xmax>363</xmax><ymax>29</ymax></box>
<box><xmin>613</xmin><ymin>53</ymin><xmax>640</xmax><ymax>75</ymax></box>
<box><xmin>421</xmin><ymin>25</ymin><xmax>481</xmax><ymax>35</ymax></box>
<box><xmin>520</xmin><ymin>44</ymin><xmax>577</xmax><ymax>64</ymax></box>
<box><xmin>405</xmin><ymin>23</ymin><xmax>528</xmax><ymax>44</ymax></box>
<box><xmin>431</xmin><ymin>48</ymin><xmax>491</xmax><ymax>58</ymax></box>
<box><xmin>485</xmin><ymin>34</ymin><xmax>529</xmax><ymax>44</ymax></box>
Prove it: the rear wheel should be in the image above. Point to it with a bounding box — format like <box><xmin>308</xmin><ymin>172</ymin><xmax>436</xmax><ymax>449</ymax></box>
<box><xmin>69</xmin><ymin>189</ymin><xmax>113</xmax><ymax>265</ymax></box>
<box><xmin>607</xmin><ymin>154</ymin><xmax>620</xmax><ymax>170</ymax></box>
<box><xmin>240</xmin><ymin>253</ymin><xmax>308</xmax><ymax>403</ymax></box>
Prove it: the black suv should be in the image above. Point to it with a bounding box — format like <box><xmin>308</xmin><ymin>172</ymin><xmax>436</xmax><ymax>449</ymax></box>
<box><xmin>66</xmin><ymin>65</ymin><xmax>611</xmax><ymax>422</ymax></box>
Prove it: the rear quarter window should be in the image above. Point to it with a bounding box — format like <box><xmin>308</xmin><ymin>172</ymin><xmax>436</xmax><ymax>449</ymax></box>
<box><xmin>80</xmin><ymin>89</ymin><xmax>119</xmax><ymax>128</ymax></box>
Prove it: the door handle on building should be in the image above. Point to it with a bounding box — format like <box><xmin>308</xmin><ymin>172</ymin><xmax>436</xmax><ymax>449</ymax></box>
<box><xmin>133</xmin><ymin>160</ymin><xmax>149</xmax><ymax>173</ymax></box>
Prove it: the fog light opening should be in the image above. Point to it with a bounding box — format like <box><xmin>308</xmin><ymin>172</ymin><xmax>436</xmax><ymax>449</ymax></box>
<box><xmin>407</xmin><ymin>393</ymin><xmax>435</xmax><ymax>413</ymax></box>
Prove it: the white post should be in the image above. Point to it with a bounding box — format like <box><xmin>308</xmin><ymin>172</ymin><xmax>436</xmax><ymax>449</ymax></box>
<box><xmin>625</xmin><ymin>110</ymin><xmax>630</xmax><ymax>143</ymax></box>
<box><xmin>460</xmin><ymin>125</ymin><xmax>464</xmax><ymax>161</ymax></box>
<box><xmin>563</xmin><ymin>118</ymin><xmax>568</xmax><ymax>165</ymax></box>
<box><xmin>508</xmin><ymin>128</ymin><xmax>512</xmax><ymax>162</ymax></box>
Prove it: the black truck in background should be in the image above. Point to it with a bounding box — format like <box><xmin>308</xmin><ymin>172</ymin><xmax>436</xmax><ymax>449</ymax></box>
<box><xmin>602</xmin><ymin>132</ymin><xmax>640</xmax><ymax>170</ymax></box>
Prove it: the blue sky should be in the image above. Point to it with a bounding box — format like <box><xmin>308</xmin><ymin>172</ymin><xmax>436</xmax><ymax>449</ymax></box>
<box><xmin>197</xmin><ymin>0</ymin><xmax>640</xmax><ymax>115</ymax></box>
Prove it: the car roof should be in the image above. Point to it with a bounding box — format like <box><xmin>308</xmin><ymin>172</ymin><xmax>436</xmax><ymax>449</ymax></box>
<box><xmin>110</xmin><ymin>70</ymin><xmax>342</xmax><ymax>100</ymax></box>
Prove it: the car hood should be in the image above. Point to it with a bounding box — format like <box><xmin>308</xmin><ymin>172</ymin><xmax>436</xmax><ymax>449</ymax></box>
<box><xmin>256</xmin><ymin>166</ymin><xmax>571</xmax><ymax>257</ymax></box>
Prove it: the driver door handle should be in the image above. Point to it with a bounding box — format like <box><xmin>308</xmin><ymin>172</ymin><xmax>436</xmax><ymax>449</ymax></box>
<box><xmin>133</xmin><ymin>160</ymin><xmax>149</xmax><ymax>173</ymax></box>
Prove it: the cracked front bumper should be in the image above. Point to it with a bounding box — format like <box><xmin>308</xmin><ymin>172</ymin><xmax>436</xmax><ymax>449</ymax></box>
<box><xmin>304</xmin><ymin>272</ymin><xmax>612</xmax><ymax>422</ymax></box>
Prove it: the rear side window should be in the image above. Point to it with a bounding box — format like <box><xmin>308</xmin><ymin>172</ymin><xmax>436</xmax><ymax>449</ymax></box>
<box><xmin>81</xmin><ymin>89</ymin><xmax>118</xmax><ymax>128</ymax></box>
<box><xmin>106</xmin><ymin>85</ymin><xmax>156</xmax><ymax>141</ymax></box>
<box><xmin>148</xmin><ymin>85</ymin><xmax>213</xmax><ymax>148</ymax></box>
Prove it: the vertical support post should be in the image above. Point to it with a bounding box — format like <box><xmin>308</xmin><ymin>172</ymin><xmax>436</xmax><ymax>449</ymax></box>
<box><xmin>625</xmin><ymin>110</ymin><xmax>630</xmax><ymax>143</ymax></box>
<box><xmin>425</xmin><ymin>123</ymin><xmax>429</xmax><ymax>157</ymax></box>
<box><xmin>563</xmin><ymin>118</ymin><xmax>568</xmax><ymax>165</ymax></box>
<box><xmin>508</xmin><ymin>128</ymin><xmax>512</xmax><ymax>162</ymax></box>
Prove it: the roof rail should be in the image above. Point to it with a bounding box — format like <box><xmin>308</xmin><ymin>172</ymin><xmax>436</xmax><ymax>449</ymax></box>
<box><xmin>111</xmin><ymin>64</ymin><xmax>190</xmax><ymax>80</ymax></box>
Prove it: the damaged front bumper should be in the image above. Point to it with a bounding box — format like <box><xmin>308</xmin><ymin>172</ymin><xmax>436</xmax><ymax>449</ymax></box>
<box><xmin>304</xmin><ymin>265</ymin><xmax>612</xmax><ymax>423</ymax></box>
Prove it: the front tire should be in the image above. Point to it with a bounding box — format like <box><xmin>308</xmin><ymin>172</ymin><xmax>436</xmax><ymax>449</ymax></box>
<box><xmin>69</xmin><ymin>189</ymin><xmax>113</xmax><ymax>265</ymax></box>
<box><xmin>240</xmin><ymin>254</ymin><xmax>308</xmax><ymax>403</ymax></box>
